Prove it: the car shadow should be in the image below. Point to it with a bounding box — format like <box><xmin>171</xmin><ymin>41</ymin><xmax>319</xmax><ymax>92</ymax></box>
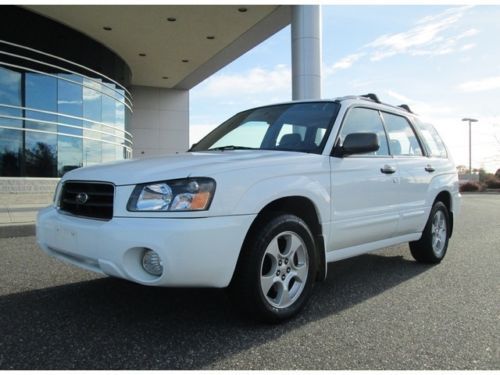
<box><xmin>0</xmin><ymin>245</ymin><xmax>432</xmax><ymax>369</ymax></box>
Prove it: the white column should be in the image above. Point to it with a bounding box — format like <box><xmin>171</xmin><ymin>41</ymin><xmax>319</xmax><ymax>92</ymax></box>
<box><xmin>291</xmin><ymin>5</ymin><xmax>322</xmax><ymax>100</ymax></box>
<box><xmin>130</xmin><ymin>86</ymin><xmax>189</xmax><ymax>158</ymax></box>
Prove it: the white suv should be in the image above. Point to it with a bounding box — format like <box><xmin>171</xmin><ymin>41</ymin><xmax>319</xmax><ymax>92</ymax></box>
<box><xmin>37</xmin><ymin>94</ymin><xmax>461</xmax><ymax>322</ymax></box>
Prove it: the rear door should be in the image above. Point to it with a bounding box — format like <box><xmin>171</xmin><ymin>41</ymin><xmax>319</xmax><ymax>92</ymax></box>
<box><xmin>380</xmin><ymin>111</ymin><xmax>430</xmax><ymax>235</ymax></box>
<box><xmin>330</xmin><ymin>107</ymin><xmax>400</xmax><ymax>251</ymax></box>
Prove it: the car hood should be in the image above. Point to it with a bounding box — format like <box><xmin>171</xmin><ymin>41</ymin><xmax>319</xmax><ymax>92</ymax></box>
<box><xmin>62</xmin><ymin>150</ymin><xmax>316</xmax><ymax>185</ymax></box>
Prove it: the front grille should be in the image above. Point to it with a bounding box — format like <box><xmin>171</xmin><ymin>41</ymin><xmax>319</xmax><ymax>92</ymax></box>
<box><xmin>59</xmin><ymin>181</ymin><xmax>114</xmax><ymax>220</ymax></box>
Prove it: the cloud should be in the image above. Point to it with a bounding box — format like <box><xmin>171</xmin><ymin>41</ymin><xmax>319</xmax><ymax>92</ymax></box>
<box><xmin>327</xmin><ymin>6</ymin><xmax>477</xmax><ymax>72</ymax></box>
<box><xmin>384</xmin><ymin>90</ymin><xmax>455</xmax><ymax>118</ymax></box>
<box><xmin>197</xmin><ymin>64</ymin><xmax>291</xmax><ymax>97</ymax></box>
<box><xmin>456</xmin><ymin>76</ymin><xmax>500</xmax><ymax>93</ymax></box>
<box><xmin>367</xmin><ymin>7</ymin><xmax>475</xmax><ymax>61</ymax></box>
<box><xmin>326</xmin><ymin>53</ymin><xmax>365</xmax><ymax>74</ymax></box>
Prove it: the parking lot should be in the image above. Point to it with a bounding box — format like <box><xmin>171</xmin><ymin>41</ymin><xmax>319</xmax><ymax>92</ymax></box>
<box><xmin>0</xmin><ymin>194</ymin><xmax>498</xmax><ymax>370</ymax></box>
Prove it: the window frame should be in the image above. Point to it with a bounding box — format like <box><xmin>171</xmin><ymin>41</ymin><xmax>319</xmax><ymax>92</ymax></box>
<box><xmin>331</xmin><ymin>105</ymin><xmax>392</xmax><ymax>159</ymax></box>
<box><xmin>378</xmin><ymin>110</ymin><xmax>427</xmax><ymax>158</ymax></box>
<box><xmin>331</xmin><ymin>104</ymin><xmax>432</xmax><ymax>159</ymax></box>
<box><xmin>412</xmin><ymin>119</ymin><xmax>449</xmax><ymax>159</ymax></box>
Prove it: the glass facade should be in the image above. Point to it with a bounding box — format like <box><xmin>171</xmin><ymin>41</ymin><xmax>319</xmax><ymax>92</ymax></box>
<box><xmin>0</xmin><ymin>7</ymin><xmax>133</xmax><ymax>177</ymax></box>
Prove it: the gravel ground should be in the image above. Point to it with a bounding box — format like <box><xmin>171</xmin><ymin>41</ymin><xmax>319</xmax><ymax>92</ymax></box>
<box><xmin>0</xmin><ymin>194</ymin><xmax>498</xmax><ymax>370</ymax></box>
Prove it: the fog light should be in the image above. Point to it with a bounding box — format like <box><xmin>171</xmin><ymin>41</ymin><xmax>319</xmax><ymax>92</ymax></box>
<box><xmin>142</xmin><ymin>249</ymin><xmax>163</xmax><ymax>276</ymax></box>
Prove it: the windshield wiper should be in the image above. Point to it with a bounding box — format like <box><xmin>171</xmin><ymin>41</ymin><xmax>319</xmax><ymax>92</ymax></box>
<box><xmin>208</xmin><ymin>145</ymin><xmax>257</xmax><ymax>151</ymax></box>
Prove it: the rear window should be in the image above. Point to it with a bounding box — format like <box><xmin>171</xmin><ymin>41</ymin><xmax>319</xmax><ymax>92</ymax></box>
<box><xmin>416</xmin><ymin>121</ymin><xmax>448</xmax><ymax>158</ymax></box>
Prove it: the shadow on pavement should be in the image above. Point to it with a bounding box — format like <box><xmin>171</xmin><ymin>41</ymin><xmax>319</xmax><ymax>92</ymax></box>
<box><xmin>0</xmin><ymin>248</ymin><xmax>432</xmax><ymax>369</ymax></box>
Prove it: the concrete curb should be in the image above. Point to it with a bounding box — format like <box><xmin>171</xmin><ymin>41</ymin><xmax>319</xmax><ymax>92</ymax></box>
<box><xmin>0</xmin><ymin>223</ymin><xmax>36</xmax><ymax>239</ymax></box>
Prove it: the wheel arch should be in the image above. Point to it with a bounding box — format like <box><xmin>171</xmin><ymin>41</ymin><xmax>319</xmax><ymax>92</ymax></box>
<box><xmin>233</xmin><ymin>196</ymin><xmax>327</xmax><ymax>284</ymax></box>
<box><xmin>433</xmin><ymin>190</ymin><xmax>453</xmax><ymax>237</ymax></box>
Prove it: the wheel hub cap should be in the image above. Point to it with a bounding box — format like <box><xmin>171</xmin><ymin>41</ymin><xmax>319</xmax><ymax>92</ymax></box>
<box><xmin>260</xmin><ymin>231</ymin><xmax>309</xmax><ymax>309</ymax></box>
<box><xmin>431</xmin><ymin>210</ymin><xmax>447</xmax><ymax>257</ymax></box>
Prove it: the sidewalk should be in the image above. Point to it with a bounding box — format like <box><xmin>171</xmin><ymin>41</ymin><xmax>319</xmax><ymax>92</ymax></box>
<box><xmin>0</xmin><ymin>204</ymin><xmax>47</xmax><ymax>238</ymax></box>
<box><xmin>0</xmin><ymin>192</ymin><xmax>53</xmax><ymax>238</ymax></box>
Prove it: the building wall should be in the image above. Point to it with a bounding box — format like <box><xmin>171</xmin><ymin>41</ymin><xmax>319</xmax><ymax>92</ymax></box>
<box><xmin>130</xmin><ymin>86</ymin><xmax>189</xmax><ymax>157</ymax></box>
<box><xmin>0</xmin><ymin>6</ymin><xmax>133</xmax><ymax>178</ymax></box>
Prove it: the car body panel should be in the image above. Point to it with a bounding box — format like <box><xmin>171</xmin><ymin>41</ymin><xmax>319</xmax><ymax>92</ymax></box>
<box><xmin>36</xmin><ymin>96</ymin><xmax>461</xmax><ymax>287</ymax></box>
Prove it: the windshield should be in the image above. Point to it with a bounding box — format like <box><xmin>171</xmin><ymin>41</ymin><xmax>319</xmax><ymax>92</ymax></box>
<box><xmin>190</xmin><ymin>102</ymin><xmax>340</xmax><ymax>154</ymax></box>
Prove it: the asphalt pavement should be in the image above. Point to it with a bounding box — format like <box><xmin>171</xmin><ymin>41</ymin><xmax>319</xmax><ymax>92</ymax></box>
<box><xmin>0</xmin><ymin>194</ymin><xmax>498</xmax><ymax>370</ymax></box>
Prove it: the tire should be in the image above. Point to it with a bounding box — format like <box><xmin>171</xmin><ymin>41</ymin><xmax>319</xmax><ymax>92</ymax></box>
<box><xmin>229</xmin><ymin>214</ymin><xmax>317</xmax><ymax>323</ymax></box>
<box><xmin>410</xmin><ymin>201</ymin><xmax>450</xmax><ymax>264</ymax></box>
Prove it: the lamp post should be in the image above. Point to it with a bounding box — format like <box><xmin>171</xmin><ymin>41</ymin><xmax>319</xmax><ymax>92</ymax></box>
<box><xmin>462</xmin><ymin>118</ymin><xmax>478</xmax><ymax>173</ymax></box>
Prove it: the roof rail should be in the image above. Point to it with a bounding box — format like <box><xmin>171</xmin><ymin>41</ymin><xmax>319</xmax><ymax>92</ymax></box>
<box><xmin>360</xmin><ymin>93</ymin><xmax>381</xmax><ymax>103</ymax></box>
<box><xmin>398</xmin><ymin>104</ymin><xmax>413</xmax><ymax>113</ymax></box>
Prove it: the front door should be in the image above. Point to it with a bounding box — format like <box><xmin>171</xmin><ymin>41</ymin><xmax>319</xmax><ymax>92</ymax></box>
<box><xmin>329</xmin><ymin>107</ymin><xmax>400</xmax><ymax>252</ymax></box>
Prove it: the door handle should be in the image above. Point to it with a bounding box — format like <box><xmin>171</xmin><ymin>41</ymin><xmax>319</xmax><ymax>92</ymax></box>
<box><xmin>425</xmin><ymin>165</ymin><xmax>435</xmax><ymax>173</ymax></box>
<box><xmin>380</xmin><ymin>165</ymin><xmax>396</xmax><ymax>174</ymax></box>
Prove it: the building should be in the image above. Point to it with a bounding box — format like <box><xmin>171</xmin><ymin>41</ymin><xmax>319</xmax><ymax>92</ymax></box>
<box><xmin>0</xmin><ymin>5</ymin><xmax>320</xmax><ymax>183</ymax></box>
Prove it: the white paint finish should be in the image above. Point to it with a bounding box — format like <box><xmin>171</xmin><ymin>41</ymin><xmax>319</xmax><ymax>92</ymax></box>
<box><xmin>291</xmin><ymin>5</ymin><xmax>322</xmax><ymax>100</ymax></box>
<box><xmin>37</xmin><ymin>97</ymin><xmax>461</xmax><ymax>288</ymax></box>
<box><xmin>329</xmin><ymin>157</ymin><xmax>400</xmax><ymax>250</ymax></box>
<box><xmin>130</xmin><ymin>85</ymin><xmax>189</xmax><ymax>157</ymax></box>
<box><xmin>326</xmin><ymin>233</ymin><xmax>421</xmax><ymax>263</ymax></box>
<box><xmin>393</xmin><ymin>156</ymin><xmax>432</xmax><ymax>235</ymax></box>
<box><xmin>37</xmin><ymin>206</ymin><xmax>256</xmax><ymax>287</ymax></box>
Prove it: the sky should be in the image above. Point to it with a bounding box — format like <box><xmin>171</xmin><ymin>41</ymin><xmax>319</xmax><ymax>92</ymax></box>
<box><xmin>189</xmin><ymin>5</ymin><xmax>500</xmax><ymax>172</ymax></box>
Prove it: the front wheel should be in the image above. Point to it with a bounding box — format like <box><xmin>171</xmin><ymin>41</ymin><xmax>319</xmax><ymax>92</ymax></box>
<box><xmin>229</xmin><ymin>214</ymin><xmax>317</xmax><ymax>323</ymax></box>
<box><xmin>410</xmin><ymin>201</ymin><xmax>450</xmax><ymax>263</ymax></box>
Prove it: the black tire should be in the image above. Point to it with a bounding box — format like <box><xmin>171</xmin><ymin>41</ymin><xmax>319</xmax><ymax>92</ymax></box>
<box><xmin>229</xmin><ymin>214</ymin><xmax>318</xmax><ymax>323</ymax></box>
<box><xmin>410</xmin><ymin>201</ymin><xmax>450</xmax><ymax>264</ymax></box>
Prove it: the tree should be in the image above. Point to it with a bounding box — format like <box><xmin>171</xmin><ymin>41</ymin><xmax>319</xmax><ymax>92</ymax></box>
<box><xmin>456</xmin><ymin>165</ymin><xmax>468</xmax><ymax>175</ymax></box>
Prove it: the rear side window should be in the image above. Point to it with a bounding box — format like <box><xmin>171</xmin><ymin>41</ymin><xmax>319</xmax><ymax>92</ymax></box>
<box><xmin>339</xmin><ymin>107</ymin><xmax>389</xmax><ymax>156</ymax></box>
<box><xmin>381</xmin><ymin>112</ymin><xmax>423</xmax><ymax>156</ymax></box>
<box><xmin>417</xmin><ymin>121</ymin><xmax>448</xmax><ymax>158</ymax></box>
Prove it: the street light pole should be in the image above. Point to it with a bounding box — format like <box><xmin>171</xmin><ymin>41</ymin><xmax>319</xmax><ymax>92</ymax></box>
<box><xmin>462</xmin><ymin>118</ymin><xmax>478</xmax><ymax>173</ymax></box>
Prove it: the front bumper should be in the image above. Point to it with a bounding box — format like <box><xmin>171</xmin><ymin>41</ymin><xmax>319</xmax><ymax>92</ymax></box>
<box><xmin>36</xmin><ymin>206</ymin><xmax>256</xmax><ymax>288</ymax></box>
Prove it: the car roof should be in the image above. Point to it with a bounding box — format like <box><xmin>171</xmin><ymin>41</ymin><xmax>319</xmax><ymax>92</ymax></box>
<box><xmin>242</xmin><ymin>94</ymin><xmax>418</xmax><ymax>119</ymax></box>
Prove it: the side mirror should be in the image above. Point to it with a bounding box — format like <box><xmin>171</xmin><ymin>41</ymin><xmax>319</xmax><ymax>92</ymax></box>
<box><xmin>335</xmin><ymin>132</ymin><xmax>379</xmax><ymax>157</ymax></box>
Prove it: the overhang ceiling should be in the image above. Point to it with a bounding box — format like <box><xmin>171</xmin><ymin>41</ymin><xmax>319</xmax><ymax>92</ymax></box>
<box><xmin>25</xmin><ymin>5</ymin><xmax>290</xmax><ymax>90</ymax></box>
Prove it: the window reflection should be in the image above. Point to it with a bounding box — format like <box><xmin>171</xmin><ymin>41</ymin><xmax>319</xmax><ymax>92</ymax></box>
<box><xmin>0</xmin><ymin>66</ymin><xmax>131</xmax><ymax>177</ymax></box>
<box><xmin>0</xmin><ymin>67</ymin><xmax>22</xmax><ymax>176</ymax></box>
<box><xmin>25</xmin><ymin>73</ymin><xmax>58</xmax><ymax>177</ymax></box>
<box><xmin>83</xmin><ymin>78</ymin><xmax>102</xmax><ymax>166</ymax></box>
<box><xmin>57</xmin><ymin>74</ymin><xmax>83</xmax><ymax>175</ymax></box>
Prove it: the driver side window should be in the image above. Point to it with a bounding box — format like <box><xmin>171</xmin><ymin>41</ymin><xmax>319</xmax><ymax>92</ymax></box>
<box><xmin>339</xmin><ymin>107</ymin><xmax>389</xmax><ymax>156</ymax></box>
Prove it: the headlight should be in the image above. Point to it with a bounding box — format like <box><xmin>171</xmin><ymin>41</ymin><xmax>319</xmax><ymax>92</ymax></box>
<box><xmin>127</xmin><ymin>178</ymin><xmax>216</xmax><ymax>212</ymax></box>
<box><xmin>53</xmin><ymin>181</ymin><xmax>63</xmax><ymax>208</ymax></box>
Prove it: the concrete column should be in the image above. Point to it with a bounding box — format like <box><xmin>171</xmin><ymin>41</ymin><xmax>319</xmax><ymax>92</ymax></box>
<box><xmin>129</xmin><ymin>86</ymin><xmax>189</xmax><ymax>158</ymax></box>
<box><xmin>291</xmin><ymin>5</ymin><xmax>322</xmax><ymax>100</ymax></box>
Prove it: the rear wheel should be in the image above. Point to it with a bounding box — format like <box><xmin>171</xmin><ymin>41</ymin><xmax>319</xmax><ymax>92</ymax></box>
<box><xmin>410</xmin><ymin>201</ymin><xmax>450</xmax><ymax>263</ymax></box>
<box><xmin>229</xmin><ymin>214</ymin><xmax>317</xmax><ymax>323</ymax></box>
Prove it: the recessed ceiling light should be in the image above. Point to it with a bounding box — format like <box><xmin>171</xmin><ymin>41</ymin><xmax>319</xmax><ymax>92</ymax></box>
<box><xmin>206</xmin><ymin>36</ymin><xmax>215</xmax><ymax>40</ymax></box>
<box><xmin>167</xmin><ymin>17</ymin><xmax>176</xmax><ymax>22</ymax></box>
<box><xmin>162</xmin><ymin>76</ymin><xmax>169</xmax><ymax>79</ymax></box>
<box><xmin>182</xmin><ymin>59</ymin><xmax>189</xmax><ymax>63</ymax></box>
<box><xmin>103</xmin><ymin>26</ymin><xmax>112</xmax><ymax>31</ymax></box>
<box><xmin>139</xmin><ymin>53</ymin><xmax>146</xmax><ymax>57</ymax></box>
<box><xmin>238</xmin><ymin>7</ymin><xmax>248</xmax><ymax>13</ymax></box>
